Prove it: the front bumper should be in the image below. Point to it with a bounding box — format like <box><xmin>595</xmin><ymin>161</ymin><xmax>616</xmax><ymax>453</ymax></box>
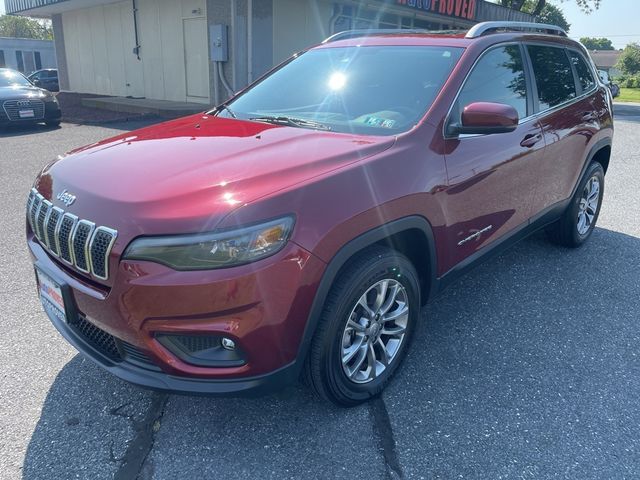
<box><xmin>29</xmin><ymin>235</ymin><xmax>326</xmax><ymax>395</ymax></box>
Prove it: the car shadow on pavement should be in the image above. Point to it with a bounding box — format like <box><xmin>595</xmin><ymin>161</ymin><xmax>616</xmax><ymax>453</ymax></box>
<box><xmin>22</xmin><ymin>227</ymin><xmax>640</xmax><ymax>480</ymax></box>
<box><xmin>0</xmin><ymin>123</ymin><xmax>61</xmax><ymax>137</ymax></box>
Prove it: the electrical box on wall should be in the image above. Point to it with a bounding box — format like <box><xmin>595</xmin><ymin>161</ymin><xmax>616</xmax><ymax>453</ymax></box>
<box><xmin>210</xmin><ymin>24</ymin><xmax>228</xmax><ymax>62</ymax></box>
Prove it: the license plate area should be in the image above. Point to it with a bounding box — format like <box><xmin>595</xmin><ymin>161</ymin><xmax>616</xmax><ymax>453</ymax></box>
<box><xmin>19</xmin><ymin>109</ymin><xmax>35</xmax><ymax>119</ymax></box>
<box><xmin>35</xmin><ymin>267</ymin><xmax>74</xmax><ymax>324</ymax></box>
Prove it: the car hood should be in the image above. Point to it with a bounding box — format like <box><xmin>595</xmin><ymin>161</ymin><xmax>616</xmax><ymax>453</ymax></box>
<box><xmin>0</xmin><ymin>85</ymin><xmax>48</xmax><ymax>100</ymax></box>
<box><xmin>36</xmin><ymin>114</ymin><xmax>395</xmax><ymax>236</ymax></box>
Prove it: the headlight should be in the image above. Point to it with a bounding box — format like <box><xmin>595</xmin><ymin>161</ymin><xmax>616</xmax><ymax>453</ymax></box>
<box><xmin>123</xmin><ymin>217</ymin><xmax>294</xmax><ymax>270</ymax></box>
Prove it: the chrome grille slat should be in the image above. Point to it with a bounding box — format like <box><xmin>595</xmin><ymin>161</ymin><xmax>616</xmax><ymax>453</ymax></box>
<box><xmin>26</xmin><ymin>193</ymin><xmax>118</xmax><ymax>280</ymax></box>
<box><xmin>45</xmin><ymin>207</ymin><xmax>64</xmax><ymax>256</ymax></box>
<box><xmin>89</xmin><ymin>227</ymin><xmax>118</xmax><ymax>280</ymax></box>
<box><xmin>58</xmin><ymin>213</ymin><xmax>78</xmax><ymax>264</ymax></box>
<box><xmin>36</xmin><ymin>200</ymin><xmax>51</xmax><ymax>244</ymax></box>
<box><xmin>71</xmin><ymin>220</ymin><xmax>95</xmax><ymax>273</ymax></box>
<box><xmin>3</xmin><ymin>99</ymin><xmax>45</xmax><ymax>121</ymax></box>
<box><xmin>30</xmin><ymin>194</ymin><xmax>42</xmax><ymax>239</ymax></box>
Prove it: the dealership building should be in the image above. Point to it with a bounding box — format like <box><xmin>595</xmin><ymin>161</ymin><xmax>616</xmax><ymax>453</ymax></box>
<box><xmin>5</xmin><ymin>0</ymin><xmax>534</xmax><ymax>105</ymax></box>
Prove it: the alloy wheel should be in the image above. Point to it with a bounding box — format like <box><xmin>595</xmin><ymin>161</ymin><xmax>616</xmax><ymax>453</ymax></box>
<box><xmin>577</xmin><ymin>175</ymin><xmax>600</xmax><ymax>236</ymax></box>
<box><xmin>340</xmin><ymin>279</ymin><xmax>409</xmax><ymax>384</ymax></box>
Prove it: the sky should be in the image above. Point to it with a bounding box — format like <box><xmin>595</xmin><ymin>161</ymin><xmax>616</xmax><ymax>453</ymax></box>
<box><xmin>549</xmin><ymin>0</ymin><xmax>639</xmax><ymax>49</ymax></box>
<box><xmin>0</xmin><ymin>1</ymin><xmax>637</xmax><ymax>49</ymax></box>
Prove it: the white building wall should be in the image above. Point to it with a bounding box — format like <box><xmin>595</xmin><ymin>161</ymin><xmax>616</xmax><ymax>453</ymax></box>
<box><xmin>0</xmin><ymin>37</ymin><xmax>57</xmax><ymax>73</ymax></box>
<box><xmin>60</xmin><ymin>0</ymin><xmax>208</xmax><ymax>102</ymax></box>
<box><xmin>272</xmin><ymin>0</ymin><xmax>332</xmax><ymax>65</ymax></box>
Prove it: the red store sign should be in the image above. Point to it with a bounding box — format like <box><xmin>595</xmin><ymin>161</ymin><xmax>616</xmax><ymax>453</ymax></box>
<box><xmin>395</xmin><ymin>0</ymin><xmax>477</xmax><ymax>20</ymax></box>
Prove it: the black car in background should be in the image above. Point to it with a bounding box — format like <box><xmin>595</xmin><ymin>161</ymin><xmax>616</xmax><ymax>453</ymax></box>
<box><xmin>0</xmin><ymin>68</ymin><xmax>61</xmax><ymax>128</ymax></box>
<box><xmin>28</xmin><ymin>69</ymin><xmax>59</xmax><ymax>92</ymax></box>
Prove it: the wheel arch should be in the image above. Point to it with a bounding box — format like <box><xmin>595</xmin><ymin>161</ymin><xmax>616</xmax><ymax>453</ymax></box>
<box><xmin>296</xmin><ymin>215</ymin><xmax>438</xmax><ymax>370</ymax></box>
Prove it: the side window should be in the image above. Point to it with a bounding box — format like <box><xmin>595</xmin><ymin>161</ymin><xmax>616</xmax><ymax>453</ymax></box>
<box><xmin>34</xmin><ymin>51</ymin><xmax>42</xmax><ymax>70</ymax></box>
<box><xmin>455</xmin><ymin>45</ymin><xmax>528</xmax><ymax>122</ymax></box>
<box><xmin>568</xmin><ymin>51</ymin><xmax>596</xmax><ymax>93</ymax></box>
<box><xmin>527</xmin><ymin>45</ymin><xmax>576</xmax><ymax>110</ymax></box>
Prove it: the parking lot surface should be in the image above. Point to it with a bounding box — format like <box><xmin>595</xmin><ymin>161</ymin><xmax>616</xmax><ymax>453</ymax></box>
<box><xmin>1</xmin><ymin>109</ymin><xmax>639</xmax><ymax>479</ymax></box>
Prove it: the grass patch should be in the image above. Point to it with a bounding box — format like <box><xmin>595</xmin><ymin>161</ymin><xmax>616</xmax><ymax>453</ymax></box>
<box><xmin>616</xmin><ymin>88</ymin><xmax>640</xmax><ymax>103</ymax></box>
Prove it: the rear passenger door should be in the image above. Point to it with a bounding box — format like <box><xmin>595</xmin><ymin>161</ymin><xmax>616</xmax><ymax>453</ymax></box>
<box><xmin>525</xmin><ymin>44</ymin><xmax>600</xmax><ymax>215</ymax></box>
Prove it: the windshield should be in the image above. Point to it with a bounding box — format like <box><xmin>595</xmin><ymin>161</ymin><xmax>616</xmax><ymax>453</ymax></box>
<box><xmin>219</xmin><ymin>45</ymin><xmax>463</xmax><ymax>135</ymax></box>
<box><xmin>0</xmin><ymin>69</ymin><xmax>32</xmax><ymax>88</ymax></box>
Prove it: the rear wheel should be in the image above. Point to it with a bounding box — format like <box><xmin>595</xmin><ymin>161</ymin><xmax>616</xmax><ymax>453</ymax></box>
<box><xmin>546</xmin><ymin>161</ymin><xmax>605</xmax><ymax>247</ymax></box>
<box><xmin>304</xmin><ymin>246</ymin><xmax>420</xmax><ymax>406</ymax></box>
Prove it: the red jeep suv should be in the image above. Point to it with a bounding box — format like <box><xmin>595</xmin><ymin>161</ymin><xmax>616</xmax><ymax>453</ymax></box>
<box><xmin>27</xmin><ymin>22</ymin><xmax>613</xmax><ymax>406</ymax></box>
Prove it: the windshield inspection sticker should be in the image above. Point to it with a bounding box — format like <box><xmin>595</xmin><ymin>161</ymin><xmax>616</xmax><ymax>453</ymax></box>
<box><xmin>365</xmin><ymin>116</ymin><xmax>396</xmax><ymax>128</ymax></box>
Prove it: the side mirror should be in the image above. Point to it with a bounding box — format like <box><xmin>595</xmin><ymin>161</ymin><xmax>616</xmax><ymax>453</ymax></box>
<box><xmin>448</xmin><ymin>102</ymin><xmax>519</xmax><ymax>136</ymax></box>
<box><xmin>32</xmin><ymin>78</ymin><xmax>41</xmax><ymax>86</ymax></box>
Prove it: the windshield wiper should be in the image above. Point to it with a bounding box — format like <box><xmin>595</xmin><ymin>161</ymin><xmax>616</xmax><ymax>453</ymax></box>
<box><xmin>249</xmin><ymin>116</ymin><xmax>331</xmax><ymax>131</ymax></box>
<box><xmin>213</xmin><ymin>103</ymin><xmax>237</xmax><ymax>118</ymax></box>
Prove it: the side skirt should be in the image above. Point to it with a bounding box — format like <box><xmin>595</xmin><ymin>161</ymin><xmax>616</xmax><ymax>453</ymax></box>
<box><xmin>433</xmin><ymin>198</ymin><xmax>569</xmax><ymax>298</ymax></box>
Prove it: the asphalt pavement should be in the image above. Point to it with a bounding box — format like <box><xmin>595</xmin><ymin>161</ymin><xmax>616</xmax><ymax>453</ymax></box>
<box><xmin>1</xmin><ymin>108</ymin><xmax>639</xmax><ymax>480</ymax></box>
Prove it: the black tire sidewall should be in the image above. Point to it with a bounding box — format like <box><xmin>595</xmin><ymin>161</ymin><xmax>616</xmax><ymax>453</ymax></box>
<box><xmin>568</xmin><ymin>162</ymin><xmax>605</xmax><ymax>245</ymax></box>
<box><xmin>320</xmin><ymin>252</ymin><xmax>420</xmax><ymax>404</ymax></box>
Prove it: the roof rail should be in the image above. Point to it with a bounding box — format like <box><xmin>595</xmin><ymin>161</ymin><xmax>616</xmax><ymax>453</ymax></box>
<box><xmin>465</xmin><ymin>21</ymin><xmax>567</xmax><ymax>39</ymax></box>
<box><xmin>322</xmin><ymin>29</ymin><xmax>459</xmax><ymax>44</ymax></box>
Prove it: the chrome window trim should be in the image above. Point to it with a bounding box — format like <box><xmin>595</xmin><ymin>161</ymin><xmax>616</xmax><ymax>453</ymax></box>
<box><xmin>70</xmin><ymin>219</ymin><xmax>95</xmax><ymax>274</ymax></box>
<box><xmin>88</xmin><ymin>227</ymin><xmax>118</xmax><ymax>281</ymax></box>
<box><xmin>60</xmin><ymin>212</ymin><xmax>78</xmax><ymax>266</ymax></box>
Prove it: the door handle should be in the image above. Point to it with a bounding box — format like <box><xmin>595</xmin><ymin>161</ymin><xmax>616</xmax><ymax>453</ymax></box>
<box><xmin>582</xmin><ymin>111</ymin><xmax>597</xmax><ymax>122</ymax></box>
<box><xmin>520</xmin><ymin>133</ymin><xmax>542</xmax><ymax>148</ymax></box>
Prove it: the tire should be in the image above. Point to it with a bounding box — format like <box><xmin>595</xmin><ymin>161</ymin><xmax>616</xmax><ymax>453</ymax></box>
<box><xmin>46</xmin><ymin>121</ymin><xmax>61</xmax><ymax>128</ymax></box>
<box><xmin>546</xmin><ymin>161</ymin><xmax>605</xmax><ymax>248</ymax></box>
<box><xmin>304</xmin><ymin>245</ymin><xmax>420</xmax><ymax>406</ymax></box>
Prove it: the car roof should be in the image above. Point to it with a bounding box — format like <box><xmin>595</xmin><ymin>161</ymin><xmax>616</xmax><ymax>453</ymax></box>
<box><xmin>313</xmin><ymin>22</ymin><xmax>580</xmax><ymax>51</ymax></box>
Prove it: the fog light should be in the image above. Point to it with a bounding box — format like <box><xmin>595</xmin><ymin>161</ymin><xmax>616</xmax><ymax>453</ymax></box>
<box><xmin>155</xmin><ymin>334</ymin><xmax>245</xmax><ymax>367</ymax></box>
<box><xmin>221</xmin><ymin>337</ymin><xmax>236</xmax><ymax>350</ymax></box>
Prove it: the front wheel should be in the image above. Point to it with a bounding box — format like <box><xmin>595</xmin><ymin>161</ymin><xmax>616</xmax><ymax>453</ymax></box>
<box><xmin>304</xmin><ymin>246</ymin><xmax>420</xmax><ymax>406</ymax></box>
<box><xmin>546</xmin><ymin>161</ymin><xmax>605</xmax><ymax>247</ymax></box>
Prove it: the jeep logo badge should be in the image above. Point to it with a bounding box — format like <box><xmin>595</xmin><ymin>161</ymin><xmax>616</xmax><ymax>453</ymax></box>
<box><xmin>57</xmin><ymin>189</ymin><xmax>77</xmax><ymax>207</ymax></box>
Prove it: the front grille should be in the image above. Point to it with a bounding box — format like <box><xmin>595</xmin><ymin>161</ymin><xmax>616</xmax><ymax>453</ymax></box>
<box><xmin>27</xmin><ymin>189</ymin><xmax>118</xmax><ymax>280</ymax></box>
<box><xmin>3</xmin><ymin>99</ymin><xmax>45</xmax><ymax>121</ymax></box>
<box><xmin>70</xmin><ymin>315</ymin><xmax>121</xmax><ymax>361</ymax></box>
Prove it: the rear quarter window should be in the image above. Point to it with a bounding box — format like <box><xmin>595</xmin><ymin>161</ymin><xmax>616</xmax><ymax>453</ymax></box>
<box><xmin>527</xmin><ymin>45</ymin><xmax>577</xmax><ymax>110</ymax></box>
<box><xmin>568</xmin><ymin>51</ymin><xmax>596</xmax><ymax>93</ymax></box>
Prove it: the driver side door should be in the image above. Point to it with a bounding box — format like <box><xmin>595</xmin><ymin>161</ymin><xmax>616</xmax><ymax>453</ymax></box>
<box><xmin>441</xmin><ymin>44</ymin><xmax>545</xmax><ymax>270</ymax></box>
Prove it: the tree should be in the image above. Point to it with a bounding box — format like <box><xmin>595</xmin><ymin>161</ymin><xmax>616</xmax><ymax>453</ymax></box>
<box><xmin>537</xmin><ymin>4</ymin><xmax>570</xmax><ymax>32</ymax></box>
<box><xmin>499</xmin><ymin>0</ymin><xmax>601</xmax><ymax>15</ymax></box>
<box><xmin>616</xmin><ymin>43</ymin><xmax>640</xmax><ymax>76</ymax></box>
<box><xmin>0</xmin><ymin>15</ymin><xmax>53</xmax><ymax>40</ymax></box>
<box><xmin>579</xmin><ymin>37</ymin><xmax>615</xmax><ymax>50</ymax></box>
<box><xmin>494</xmin><ymin>1</ymin><xmax>570</xmax><ymax>31</ymax></box>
